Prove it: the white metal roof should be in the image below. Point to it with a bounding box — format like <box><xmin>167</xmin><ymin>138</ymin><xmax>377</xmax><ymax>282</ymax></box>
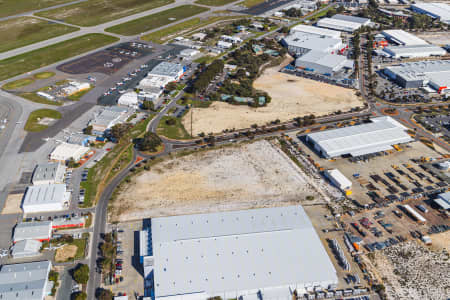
<box><xmin>151</xmin><ymin>206</ymin><xmax>337</xmax><ymax>298</ymax></box>
<box><xmin>411</xmin><ymin>2</ymin><xmax>450</xmax><ymax>22</ymax></box>
<box><xmin>50</xmin><ymin>142</ymin><xmax>89</xmax><ymax>161</ymax></box>
<box><xmin>283</xmin><ymin>32</ymin><xmax>342</xmax><ymax>53</ymax></box>
<box><xmin>0</xmin><ymin>261</ymin><xmax>51</xmax><ymax>300</ymax></box>
<box><xmin>316</xmin><ymin>17</ymin><xmax>362</xmax><ymax>32</ymax></box>
<box><xmin>307</xmin><ymin>117</ymin><xmax>413</xmax><ymax>158</ymax></box>
<box><xmin>290</xmin><ymin>24</ymin><xmax>341</xmax><ymax>38</ymax></box>
<box><xmin>384</xmin><ymin>60</ymin><xmax>450</xmax><ymax>86</ymax></box>
<box><xmin>22</xmin><ymin>184</ymin><xmax>66</xmax><ymax>208</ymax></box>
<box><xmin>403</xmin><ymin>204</ymin><xmax>426</xmax><ymax>222</ymax></box>
<box><xmin>332</xmin><ymin>14</ymin><xmax>370</xmax><ymax>25</ymax></box>
<box><xmin>118</xmin><ymin>91</ymin><xmax>138</xmax><ymax>106</ymax></box>
<box><xmin>325</xmin><ymin>169</ymin><xmax>352</xmax><ymax>190</ymax></box>
<box><xmin>383</xmin><ymin>44</ymin><xmax>446</xmax><ymax>57</ymax></box>
<box><xmin>381</xmin><ymin>29</ymin><xmax>428</xmax><ymax>46</ymax></box>
<box><xmin>435</xmin><ymin>192</ymin><xmax>450</xmax><ymax>210</ymax></box>
<box><xmin>296</xmin><ymin>51</ymin><xmax>350</xmax><ymax>71</ymax></box>
<box><xmin>150</xmin><ymin>62</ymin><xmax>184</xmax><ymax>78</ymax></box>
<box><xmin>11</xmin><ymin>239</ymin><xmax>42</xmax><ymax>257</ymax></box>
<box><xmin>13</xmin><ymin>222</ymin><xmax>52</xmax><ymax>242</ymax></box>
<box><xmin>32</xmin><ymin>162</ymin><xmax>66</xmax><ymax>184</ymax></box>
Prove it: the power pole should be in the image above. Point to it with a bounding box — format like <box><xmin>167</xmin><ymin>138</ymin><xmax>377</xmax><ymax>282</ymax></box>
<box><xmin>190</xmin><ymin>106</ymin><xmax>193</xmax><ymax>137</ymax></box>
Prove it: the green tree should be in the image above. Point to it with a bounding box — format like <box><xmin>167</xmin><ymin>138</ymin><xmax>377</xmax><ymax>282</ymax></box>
<box><xmin>165</xmin><ymin>82</ymin><xmax>178</xmax><ymax>92</ymax></box>
<box><xmin>142</xmin><ymin>100</ymin><xmax>154</xmax><ymax>111</ymax></box>
<box><xmin>73</xmin><ymin>264</ymin><xmax>89</xmax><ymax>284</ymax></box>
<box><xmin>72</xmin><ymin>292</ymin><xmax>87</xmax><ymax>300</ymax></box>
<box><xmin>83</xmin><ymin>125</ymin><xmax>93</xmax><ymax>135</ymax></box>
<box><xmin>110</xmin><ymin>123</ymin><xmax>132</xmax><ymax>141</ymax></box>
<box><xmin>96</xmin><ymin>289</ymin><xmax>113</xmax><ymax>300</ymax></box>
<box><xmin>138</xmin><ymin>132</ymin><xmax>162</xmax><ymax>152</ymax></box>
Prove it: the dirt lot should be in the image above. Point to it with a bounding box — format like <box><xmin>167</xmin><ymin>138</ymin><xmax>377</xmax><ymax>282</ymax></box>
<box><xmin>416</xmin><ymin>31</ymin><xmax>450</xmax><ymax>46</ymax></box>
<box><xmin>55</xmin><ymin>244</ymin><xmax>77</xmax><ymax>262</ymax></box>
<box><xmin>370</xmin><ymin>241</ymin><xmax>449</xmax><ymax>300</ymax></box>
<box><xmin>110</xmin><ymin>140</ymin><xmax>323</xmax><ymax>222</ymax></box>
<box><xmin>182</xmin><ymin>67</ymin><xmax>362</xmax><ymax>135</ymax></box>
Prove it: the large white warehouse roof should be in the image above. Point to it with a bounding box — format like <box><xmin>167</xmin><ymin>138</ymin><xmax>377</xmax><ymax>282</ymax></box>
<box><xmin>50</xmin><ymin>142</ymin><xmax>89</xmax><ymax>162</ymax></box>
<box><xmin>290</xmin><ymin>24</ymin><xmax>341</xmax><ymax>38</ymax></box>
<box><xmin>151</xmin><ymin>206</ymin><xmax>337</xmax><ymax>299</ymax></box>
<box><xmin>22</xmin><ymin>184</ymin><xmax>68</xmax><ymax>213</ymax></box>
<box><xmin>411</xmin><ymin>2</ymin><xmax>450</xmax><ymax>24</ymax></box>
<box><xmin>306</xmin><ymin>117</ymin><xmax>413</xmax><ymax>158</ymax></box>
<box><xmin>0</xmin><ymin>261</ymin><xmax>52</xmax><ymax>300</ymax></box>
<box><xmin>316</xmin><ymin>17</ymin><xmax>362</xmax><ymax>32</ymax></box>
<box><xmin>381</xmin><ymin>29</ymin><xmax>428</xmax><ymax>46</ymax></box>
<box><xmin>383</xmin><ymin>44</ymin><xmax>446</xmax><ymax>58</ymax></box>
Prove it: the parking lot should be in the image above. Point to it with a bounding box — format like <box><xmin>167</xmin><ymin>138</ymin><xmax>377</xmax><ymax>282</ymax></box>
<box><xmin>107</xmin><ymin>221</ymin><xmax>144</xmax><ymax>297</ymax></box>
<box><xmin>58</xmin><ymin>42</ymin><xmax>154</xmax><ymax>75</ymax></box>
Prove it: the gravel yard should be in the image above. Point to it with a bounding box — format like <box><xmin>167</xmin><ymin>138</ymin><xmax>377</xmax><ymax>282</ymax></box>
<box><xmin>110</xmin><ymin>140</ymin><xmax>324</xmax><ymax>222</ymax></box>
<box><xmin>371</xmin><ymin>241</ymin><xmax>449</xmax><ymax>300</ymax></box>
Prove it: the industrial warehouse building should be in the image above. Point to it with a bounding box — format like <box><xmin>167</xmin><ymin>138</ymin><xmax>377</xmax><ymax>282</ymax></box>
<box><xmin>382</xmin><ymin>44</ymin><xmax>446</xmax><ymax>58</ymax></box>
<box><xmin>316</xmin><ymin>14</ymin><xmax>370</xmax><ymax>32</ymax></box>
<box><xmin>290</xmin><ymin>24</ymin><xmax>341</xmax><ymax>39</ymax></box>
<box><xmin>381</xmin><ymin>29</ymin><xmax>429</xmax><ymax>46</ymax></box>
<box><xmin>325</xmin><ymin>169</ymin><xmax>352</xmax><ymax>194</ymax></box>
<box><xmin>32</xmin><ymin>162</ymin><xmax>66</xmax><ymax>185</ymax></box>
<box><xmin>295</xmin><ymin>50</ymin><xmax>353</xmax><ymax>75</ymax></box>
<box><xmin>89</xmin><ymin>106</ymin><xmax>132</xmax><ymax>135</ymax></box>
<box><xmin>0</xmin><ymin>261</ymin><xmax>53</xmax><ymax>300</ymax></box>
<box><xmin>435</xmin><ymin>191</ymin><xmax>450</xmax><ymax>210</ymax></box>
<box><xmin>282</xmin><ymin>32</ymin><xmax>343</xmax><ymax>56</ymax></box>
<box><xmin>149</xmin><ymin>61</ymin><xmax>185</xmax><ymax>81</ymax></box>
<box><xmin>118</xmin><ymin>91</ymin><xmax>139</xmax><ymax>107</ymax></box>
<box><xmin>49</xmin><ymin>142</ymin><xmax>90</xmax><ymax>162</ymax></box>
<box><xmin>383</xmin><ymin>60</ymin><xmax>450</xmax><ymax>93</ymax></box>
<box><xmin>140</xmin><ymin>206</ymin><xmax>338</xmax><ymax>299</ymax></box>
<box><xmin>306</xmin><ymin>117</ymin><xmax>413</xmax><ymax>158</ymax></box>
<box><xmin>22</xmin><ymin>184</ymin><xmax>69</xmax><ymax>213</ymax></box>
<box><xmin>411</xmin><ymin>2</ymin><xmax>450</xmax><ymax>25</ymax></box>
<box><xmin>11</xmin><ymin>239</ymin><xmax>42</xmax><ymax>258</ymax></box>
<box><xmin>13</xmin><ymin>221</ymin><xmax>52</xmax><ymax>243</ymax></box>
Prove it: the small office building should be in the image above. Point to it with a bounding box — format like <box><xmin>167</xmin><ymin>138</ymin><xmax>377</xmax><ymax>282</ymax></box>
<box><xmin>11</xmin><ymin>239</ymin><xmax>42</xmax><ymax>258</ymax></box>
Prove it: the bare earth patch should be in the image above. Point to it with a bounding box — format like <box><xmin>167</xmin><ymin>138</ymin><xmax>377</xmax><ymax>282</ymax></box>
<box><xmin>111</xmin><ymin>140</ymin><xmax>323</xmax><ymax>222</ymax></box>
<box><xmin>1</xmin><ymin>193</ymin><xmax>23</xmax><ymax>214</ymax></box>
<box><xmin>183</xmin><ymin>67</ymin><xmax>362</xmax><ymax>135</ymax></box>
<box><xmin>371</xmin><ymin>241</ymin><xmax>449</xmax><ymax>300</ymax></box>
<box><xmin>55</xmin><ymin>244</ymin><xmax>77</xmax><ymax>262</ymax></box>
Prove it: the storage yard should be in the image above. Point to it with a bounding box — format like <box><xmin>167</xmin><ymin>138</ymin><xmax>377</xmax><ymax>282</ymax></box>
<box><xmin>110</xmin><ymin>140</ymin><xmax>325</xmax><ymax>222</ymax></box>
<box><xmin>183</xmin><ymin>66</ymin><xmax>362</xmax><ymax>135</ymax></box>
<box><xmin>370</xmin><ymin>241</ymin><xmax>449</xmax><ymax>300</ymax></box>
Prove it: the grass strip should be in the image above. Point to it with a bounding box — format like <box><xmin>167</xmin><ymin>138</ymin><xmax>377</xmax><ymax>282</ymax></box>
<box><xmin>105</xmin><ymin>5</ymin><xmax>209</xmax><ymax>36</ymax></box>
<box><xmin>157</xmin><ymin>116</ymin><xmax>192</xmax><ymax>140</ymax></box>
<box><xmin>0</xmin><ymin>33</ymin><xmax>119</xmax><ymax>81</ymax></box>
<box><xmin>24</xmin><ymin>109</ymin><xmax>62</xmax><ymax>132</ymax></box>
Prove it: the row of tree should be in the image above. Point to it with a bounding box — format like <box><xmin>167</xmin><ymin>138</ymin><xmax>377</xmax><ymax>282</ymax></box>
<box><xmin>192</xmin><ymin>59</ymin><xmax>224</xmax><ymax>93</ymax></box>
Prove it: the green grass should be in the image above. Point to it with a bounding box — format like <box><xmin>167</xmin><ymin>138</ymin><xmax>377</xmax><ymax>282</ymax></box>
<box><xmin>55</xmin><ymin>238</ymin><xmax>87</xmax><ymax>262</ymax></box>
<box><xmin>194</xmin><ymin>0</ymin><xmax>237</xmax><ymax>6</ymax></box>
<box><xmin>20</xmin><ymin>92</ymin><xmax>63</xmax><ymax>106</ymax></box>
<box><xmin>177</xmin><ymin>97</ymin><xmax>211</xmax><ymax>108</ymax></box>
<box><xmin>34</xmin><ymin>71</ymin><xmax>56</xmax><ymax>79</ymax></box>
<box><xmin>24</xmin><ymin>109</ymin><xmax>62</xmax><ymax>132</ymax></box>
<box><xmin>80</xmin><ymin>117</ymin><xmax>152</xmax><ymax>208</ymax></box>
<box><xmin>141</xmin><ymin>15</ymin><xmax>244</xmax><ymax>43</ymax></box>
<box><xmin>306</xmin><ymin>5</ymin><xmax>334</xmax><ymax>20</ymax></box>
<box><xmin>0</xmin><ymin>33</ymin><xmax>119</xmax><ymax>81</ymax></box>
<box><xmin>0</xmin><ymin>17</ymin><xmax>78</xmax><ymax>53</ymax></box>
<box><xmin>238</xmin><ymin>0</ymin><xmax>265</xmax><ymax>8</ymax></box>
<box><xmin>157</xmin><ymin>116</ymin><xmax>192</xmax><ymax>140</ymax></box>
<box><xmin>36</xmin><ymin>0</ymin><xmax>174</xmax><ymax>27</ymax></box>
<box><xmin>105</xmin><ymin>5</ymin><xmax>209</xmax><ymax>36</ymax></box>
<box><xmin>0</xmin><ymin>0</ymin><xmax>74</xmax><ymax>18</ymax></box>
<box><xmin>2</xmin><ymin>78</ymin><xmax>34</xmax><ymax>90</ymax></box>
<box><xmin>66</xmin><ymin>87</ymin><xmax>93</xmax><ymax>101</ymax></box>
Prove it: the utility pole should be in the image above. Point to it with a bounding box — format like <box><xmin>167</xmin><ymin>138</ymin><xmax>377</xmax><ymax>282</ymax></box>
<box><xmin>190</xmin><ymin>106</ymin><xmax>193</xmax><ymax>137</ymax></box>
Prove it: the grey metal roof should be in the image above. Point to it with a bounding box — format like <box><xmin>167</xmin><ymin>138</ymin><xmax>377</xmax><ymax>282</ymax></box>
<box><xmin>307</xmin><ymin>117</ymin><xmax>413</xmax><ymax>158</ymax></box>
<box><xmin>332</xmin><ymin>14</ymin><xmax>370</xmax><ymax>24</ymax></box>
<box><xmin>412</xmin><ymin>2</ymin><xmax>450</xmax><ymax>22</ymax></box>
<box><xmin>11</xmin><ymin>240</ymin><xmax>42</xmax><ymax>257</ymax></box>
<box><xmin>22</xmin><ymin>184</ymin><xmax>66</xmax><ymax>207</ymax></box>
<box><xmin>283</xmin><ymin>32</ymin><xmax>342</xmax><ymax>52</ymax></box>
<box><xmin>151</xmin><ymin>206</ymin><xmax>337</xmax><ymax>298</ymax></box>
<box><xmin>296</xmin><ymin>50</ymin><xmax>349</xmax><ymax>69</ymax></box>
<box><xmin>13</xmin><ymin>222</ymin><xmax>52</xmax><ymax>242</ymax></box>
<box><xmin>385</xmin><ymin>60</ymin><xmax>450</xmax><ymax>85</ymax></box>
<box><xmin>383</xmin><ymin>44</ymin><xmax>446</xmax><ymax>56</ymax></box>
<box><xmin>0</xmin><ymin>261</ymin><xmax>51</xmax><ymax>300</ymax></box>
<box><xmin>149</xmin><ymin>62</ymin><xmax>184</xmax><ymax>78</ymax></box>
<box><xmin>32</xmin><ymin>162</ymin><xmax>65</xmax><ymax>184</ymax></box>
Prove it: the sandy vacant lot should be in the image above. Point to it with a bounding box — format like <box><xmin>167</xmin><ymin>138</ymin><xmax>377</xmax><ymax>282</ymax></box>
<box><xmin>416</xmin><ymin>31</ymin><xmax>450</xmax><ymax>46</ymax></box>
<box><xmin>55</xmin><ymin>244</ymin><xmax>77</xmax><ymax>262</ymax></box>
<box><xmin>183</xmin><ymin>67</ymin><xmax>362</xmax><ymax>135</ymax></box>
<box><xmin>372</xmin><ymin>241</ymin><xmax>449</xmax><ymax>300</ymax></box>
<box><xmin>111</xmin><ymin>140</ymin><xmax>322</xmax><ymax>222</ymax></box>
